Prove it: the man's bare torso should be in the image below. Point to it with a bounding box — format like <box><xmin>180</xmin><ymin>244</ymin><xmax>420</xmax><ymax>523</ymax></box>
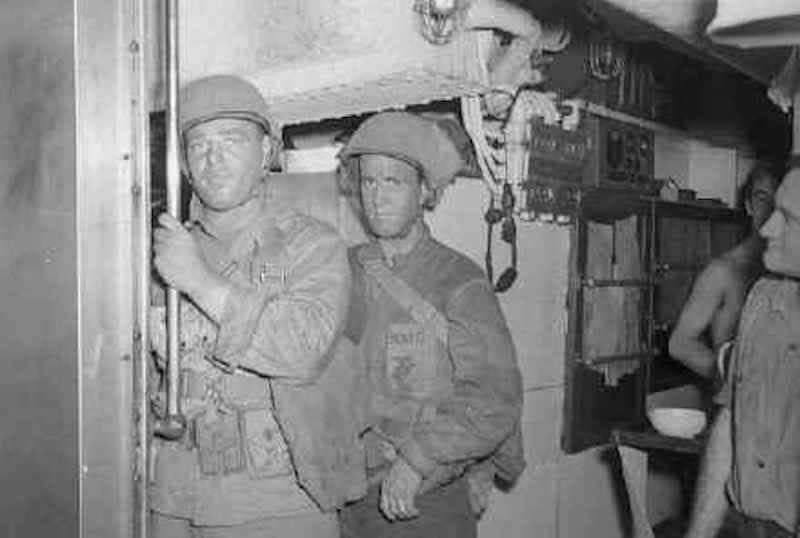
<box><xmin>709</xmin><ymin>238</ymin><xmax>765</xmax><ymax>348</ymax></box>
<box><xmin>669</xmin><ymin>234</ymin><xmax>767</xmax><ymax>378</ymax></box>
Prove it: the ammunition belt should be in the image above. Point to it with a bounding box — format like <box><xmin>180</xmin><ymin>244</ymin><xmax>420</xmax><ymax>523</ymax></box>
<box><xmin>181</xmin><ymin>368</ymin><xmax>269</xmax><ymax>409</ymax></box>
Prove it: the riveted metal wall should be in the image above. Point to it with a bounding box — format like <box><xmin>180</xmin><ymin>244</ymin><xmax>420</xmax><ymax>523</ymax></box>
<box><xmin>76</xmin><ymin>0</ymin><xmax>138</xmax><ymax>535</ymax></box>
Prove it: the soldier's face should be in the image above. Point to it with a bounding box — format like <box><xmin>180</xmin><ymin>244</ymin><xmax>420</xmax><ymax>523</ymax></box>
<box><xmin>359</xmin><ymin>154</ymin><xmax>424</xmax><ymax>239</ymax></box>
<box><xmin>184</xmin><ymin>118</ymin><xmax>270</xmax><ymax>211</ymax></box>
<box><xmin>746</xmin><ymin>174</ymin><xmax>778</xmax><ymax>230</ymax></box>
<box><xmin>761</xmin><ymin>171</ymin><xmax>800</xmax><ymax>278</ymax></box>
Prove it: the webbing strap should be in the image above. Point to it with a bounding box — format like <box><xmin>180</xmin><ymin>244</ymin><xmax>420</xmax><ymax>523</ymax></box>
<box><xmin>181</xmin><ymin>368</ymin><xmax>269</xmax><ymax>410</ymax></box>
<box><xmin>362</xmin><ymin>259</ymin><xmax>448</xmax><ymax>345</ymax></box>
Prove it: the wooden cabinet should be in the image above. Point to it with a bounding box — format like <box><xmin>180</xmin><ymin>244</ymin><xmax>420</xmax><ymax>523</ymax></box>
<box><xmin>563</xmin><ymin>190</ymin><xmax>744</xmax><ymax>453</ymax></box>
<box><xmin>651</xmin><ymin>202</ymin><xmax>744</xmax><ymax>392</ymax></box>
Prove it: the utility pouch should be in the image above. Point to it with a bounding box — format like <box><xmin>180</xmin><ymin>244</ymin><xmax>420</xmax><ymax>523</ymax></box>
<box><xmin>241</xmin><ymin>408</ymin><xmax>294</xmax><ymax>479</ymax></box>
<box><xmin>194</xmin><ymin>408</ymin><xmax>247</xmax><ymax>476</ymax></box>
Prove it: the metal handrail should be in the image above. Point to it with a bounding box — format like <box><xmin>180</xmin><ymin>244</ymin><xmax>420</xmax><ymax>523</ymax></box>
<box><xmin>154</xmin><ymin>0</ymin><xmax>186</xmax><ymax>441</ymax></box>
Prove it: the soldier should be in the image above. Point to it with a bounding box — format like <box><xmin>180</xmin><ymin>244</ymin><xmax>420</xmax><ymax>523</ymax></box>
<box><xmin>337</xmin><ymin>111</ymin><xmax>524</xmax><ymax>538</ymax></box>
<box><xmin>149</xmin><ymin>74</ymin><xmax>365</xmax><ymax>538</ymax></box>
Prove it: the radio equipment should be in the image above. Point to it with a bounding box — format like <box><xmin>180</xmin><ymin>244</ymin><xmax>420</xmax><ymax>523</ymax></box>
<box><xmin>526</xmin><ymin>120</ymin><xmax>591</xmax><ymax>185</ymax></box>
<box><xmin>520</xmin><ymin>114</ymin><xmax>655</xmax><ymax>217</ymax></box>
<box><xmin>582</xmin><ymin>115</ymin><xmax>655</xmax><ymax>191</ymax></box>
<box><xmin>521</xmin><ymin>119</ymin><xmax>590</xmax><ymax>217</ymax></box>
<box><xmin>524</xmin><ymin>114</ymin><xmax>655</xmax><ymax>189</ymax></box>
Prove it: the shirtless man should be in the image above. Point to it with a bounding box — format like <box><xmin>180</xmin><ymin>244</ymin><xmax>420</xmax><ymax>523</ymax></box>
<box><xmin>668</xmin><ymin>163</ymin><xmax>781</xmax><ymax>380</ymax></box>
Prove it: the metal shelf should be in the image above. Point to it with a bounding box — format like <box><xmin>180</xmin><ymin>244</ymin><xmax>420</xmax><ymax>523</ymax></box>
<box><xmin>577</xmin><ymin>350</ymin><xmax>654</xmax><ymax>366</ymax></box>
<box><xmin>581</xmin><ymin>278</ymin><xmax>652</xmax><ymax>288</ymax></box>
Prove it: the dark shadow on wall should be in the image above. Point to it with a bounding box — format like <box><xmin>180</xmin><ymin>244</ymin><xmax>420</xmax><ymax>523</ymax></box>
<box><xmin>0</xmin><ymin>37</ymin><xmax>75</xmax><ymax>215</ymax></box>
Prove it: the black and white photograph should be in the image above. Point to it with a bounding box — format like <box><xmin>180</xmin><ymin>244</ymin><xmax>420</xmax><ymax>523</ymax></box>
<box><xmin>1</xmin><ymin>1</ymin><xmax>798</xmax><ymax>537</ymax></box>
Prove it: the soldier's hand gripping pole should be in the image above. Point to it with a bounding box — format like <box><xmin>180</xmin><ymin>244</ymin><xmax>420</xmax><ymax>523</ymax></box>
<box><xmin>154</xmin><ymin>0</ymin><xmax>186</xmax><ymax>441</ymax></box>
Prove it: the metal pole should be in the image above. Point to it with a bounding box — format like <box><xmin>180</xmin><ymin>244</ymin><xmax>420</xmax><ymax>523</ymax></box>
<box><xmin>155</xmin><ymin>0</ymin><xmax>186</xmax><ymax>441</ymax></box>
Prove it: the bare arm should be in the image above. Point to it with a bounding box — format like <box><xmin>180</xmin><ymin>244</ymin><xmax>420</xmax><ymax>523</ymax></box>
<box><xmin>669</xmin><ymin>263</ymin><xmax>729</xmax><ymax>378</ymax></box>
<box><xmin>685</xmin><ymin>408</ymin><xmax>732</xmax><ymax>538</ymax></box>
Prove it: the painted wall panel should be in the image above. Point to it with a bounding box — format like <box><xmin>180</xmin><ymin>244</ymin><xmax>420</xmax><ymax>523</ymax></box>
<box><xmin>558</xmin><ymin>448</ymin><xmax>627</xmax><ymax>538</ymax></box>
<box><xmin>479</xmin><ymin>461</ymin><xmax>560</xmax><ymax>538</ymax></box>
<box><xmin>687</xmin><ymin>140</ymin><xmax>738</xmax><ymax>205</ymax></box>
<box><xmin>521</xmin><ymin>387</ymin><xmax>565</xmax><ymax>470</ymax></box>
<box><xmin>0</xmin><ymin>3</ymin><xmax>79</xmax><ymax>537</ymax></box>
<box><xmin>75</xmin><ymin>1</ymin><xmax>136</xmax><ymax>536</ymax></box>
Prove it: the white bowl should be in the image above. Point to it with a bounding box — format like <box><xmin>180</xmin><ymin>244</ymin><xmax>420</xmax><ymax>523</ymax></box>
<box><xmin>647</xmin><ymin>407</ymin><xmax>707</xmax><ymax>439</ymax></box>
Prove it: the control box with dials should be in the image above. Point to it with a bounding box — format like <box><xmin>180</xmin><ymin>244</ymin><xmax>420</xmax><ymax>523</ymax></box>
<box><xmin>521</xmin><ymin>114</ymin><xmax>656</xmax><ymax>217</ymax></box>
<box><xmin>582</xmin><ymin>115</ymin><xmax>655</xmax><ymax>191</ymax></box>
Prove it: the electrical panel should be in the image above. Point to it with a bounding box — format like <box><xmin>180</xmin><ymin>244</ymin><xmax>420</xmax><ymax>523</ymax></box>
<box><xmin>521</xmin><ymin>119</ymin><xmax>591</xmax><ymax>218</ymax></box>
<box><xmin>582</xmin><ymin>116</ymin><xmax>655</xmax><ymax>191</ymax></box>
<box><xmin>520</xmin><ymin>114</ymin><xmax>655</xmax><ymax>219</ymax></box>
<box><xmin>527</xmin><ymin>120</ymin><xmax>592</xmax><ymax>185</ymax></box>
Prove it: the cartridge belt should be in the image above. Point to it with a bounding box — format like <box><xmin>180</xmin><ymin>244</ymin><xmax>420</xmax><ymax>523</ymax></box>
<box><xmin>181</xmin><ymin>368</ymin><xmax>269</xmax><ymax>409</ymax></box>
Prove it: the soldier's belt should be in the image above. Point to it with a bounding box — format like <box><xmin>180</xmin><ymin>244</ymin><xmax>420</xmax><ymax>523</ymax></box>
<box><xmin>194</xmin><ymin>408</ymin><xmax>248</xmax><ymax>476</ymax></box>
<box><xmin>371</xmin><ymin>396</ymin><xmax>438</xmax><ymax>434</ymax></box>
<box><xmin>189</xmin><ymin>404</ymin><xmax>293</xmax><ymax>478</ymax></box>
<box><xmin>181</xmin><ymin>368</ymin><xmax>269</xmax><ymax>408</ymax></box>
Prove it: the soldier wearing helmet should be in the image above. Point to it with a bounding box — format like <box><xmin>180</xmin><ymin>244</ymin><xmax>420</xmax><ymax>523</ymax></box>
<box><xmin>149</xmin><ymin>74</ymin><xmax>365</xmax><ymax>538</ymax></box>
<box><xmin>337</xmin><ymin>111</ymin><xmax>524</xmax><ymax>538</ymax></box>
